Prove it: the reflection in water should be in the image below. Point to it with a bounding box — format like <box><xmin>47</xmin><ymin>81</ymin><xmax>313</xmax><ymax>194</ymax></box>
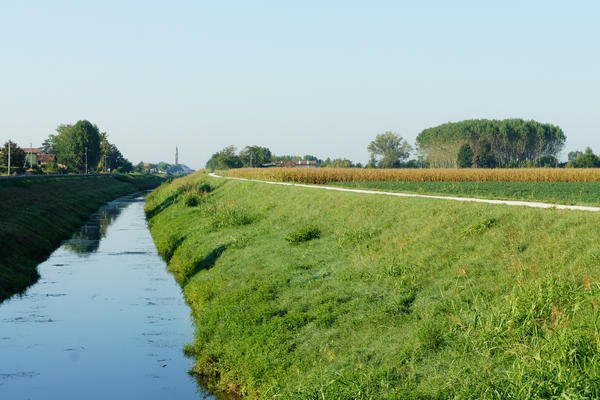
<box><xmin>0</xmin><ymin>195</ymin><xmax>215</xmax><ymax>400</ymax></box>
<box><xmin>62</xmin><ymin>197</ymin><xmax>139</xmax><ymax>255</ymax></box>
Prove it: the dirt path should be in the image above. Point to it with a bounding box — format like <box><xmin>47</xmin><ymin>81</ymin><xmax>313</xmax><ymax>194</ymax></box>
<box><xmin>208</xmin><ymin>173</ymin><xmax>600</xmax><ymax>213</ymax></box>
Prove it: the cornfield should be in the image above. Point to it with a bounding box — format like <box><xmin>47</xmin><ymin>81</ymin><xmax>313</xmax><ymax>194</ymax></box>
<box><xmin>224</xmin><ymin>168</ymin><xmax>600</xmax><ymax>183</ymax></box>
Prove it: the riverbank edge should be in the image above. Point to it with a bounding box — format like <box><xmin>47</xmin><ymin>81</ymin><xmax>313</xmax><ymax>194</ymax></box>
<box><xmin>0</xmin><ymin>174</ymin><xmax>166</xmax><ymax>303</ymax></box>
<box><xmin>144</xmin><ymin>172</ymin><xmax>600</xmax><ymax>398</ymax></box>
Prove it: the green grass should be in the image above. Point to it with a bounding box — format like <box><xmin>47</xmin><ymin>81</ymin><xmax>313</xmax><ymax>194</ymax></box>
<box><xmin>327</xmin><ymin>180</ymin><xmax>600</xmax><ymax>206</ymax></box>
<box><xmin>0</xmin><ymin>174</ymin><xmax>165</xmax><ymax>302</ymax></box>
<box><xmin>146</xmin><ymin>173</ymin><xmax>600</xmax><ymax>399</ymax></box>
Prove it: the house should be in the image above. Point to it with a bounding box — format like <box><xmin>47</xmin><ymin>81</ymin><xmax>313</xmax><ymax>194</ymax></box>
<box><xmin>22</xmin><ymin>148</ymin><xmax>57</xmax><ymax>167</ymax></box>
<box><xmin>22</xmin><ymin>148</ymin><xmax>41</xmax><ymax>166</ymax></box>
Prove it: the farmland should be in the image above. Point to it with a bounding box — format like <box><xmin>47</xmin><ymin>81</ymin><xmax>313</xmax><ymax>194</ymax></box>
<box><xmin>223</xmin><ymin>168</ymin><xmax>600</xmax><ymax>206</ymax></box>
<box><xmin>146</xmin><ymin>172</ymin><xmax>600</xmax><ymax>399</ymax></box>
<box><xmin>225</xmin><ymin>167</ymin><xmax>600</xmax><ymax>183</ymax></box>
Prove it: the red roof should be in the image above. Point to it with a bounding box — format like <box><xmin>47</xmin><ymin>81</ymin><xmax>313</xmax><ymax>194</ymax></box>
<box><xmin>38</xmin><ymin>153</ymin><xmax>56</xmax><ymax>163</ymax></box>
<box><xmin>22</xmin><ymin>148</ymin><xmax>41</xmax><ymax>154</ymax></box>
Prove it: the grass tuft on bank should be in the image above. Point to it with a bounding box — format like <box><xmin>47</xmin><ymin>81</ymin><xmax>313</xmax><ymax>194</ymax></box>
<box><xmin>0</xmin><ymin>174</ymin><xmax>165</xmax><ymax>302</ymax></box>
<box><xmin>146</xmin><ymin>172</ymin><xmax>600</xmax><ymax>399</ymax></box>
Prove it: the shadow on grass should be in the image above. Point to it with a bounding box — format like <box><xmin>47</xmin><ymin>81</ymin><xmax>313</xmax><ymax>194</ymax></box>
<box><xmin>183</xmin><ymin>244</ymin><xmax>229</xmax><ymax>285</ymax></box>
<box><xmin>146</xmin><ymin>192</ymin><xmax>180</xmax><ymax>219</ymax></box>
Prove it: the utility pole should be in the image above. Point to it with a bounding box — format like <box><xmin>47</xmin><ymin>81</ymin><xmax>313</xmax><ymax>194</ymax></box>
<box><xmin>7</xmin><ymin>139</ymin><xmax>11</xmax><ymax>175</ymax></box>
<box><xmin>85</xmin><ymin>147</ymin><xmax>88</xmax><ymax>174</ymax></box>
<box><xmin>250</xmin><ymin>151</ymin><xmax>253</xmax><ymax>168</ymax></box>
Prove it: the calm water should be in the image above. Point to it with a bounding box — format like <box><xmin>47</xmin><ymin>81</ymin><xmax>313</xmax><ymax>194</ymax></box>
<box><xmin>0</xmin><ymin>195</ymin><xmax>214</xmax><ymax>399</ymax></box>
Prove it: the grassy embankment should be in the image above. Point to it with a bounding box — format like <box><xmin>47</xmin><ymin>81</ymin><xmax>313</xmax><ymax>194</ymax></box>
<box><xmin>147</xmin><ymin>172</ymin><xmax>600</xmax><ymax>399</ymax></box>
<box><xmin>226</xmin><ymin>168</ymin><xmax>600</xmax><ymax>206</ymax></box>
<box><xmin>0</xmin><ymin>174</ymin><xmax>165</xmax><ymax>302</ymax></box>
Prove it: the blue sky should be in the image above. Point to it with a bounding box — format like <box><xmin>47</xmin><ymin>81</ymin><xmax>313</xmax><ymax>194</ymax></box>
<box><xmin>1</xmin><ymin>1</ymin><xmax>598</xmax><ymax>168</ymax></box>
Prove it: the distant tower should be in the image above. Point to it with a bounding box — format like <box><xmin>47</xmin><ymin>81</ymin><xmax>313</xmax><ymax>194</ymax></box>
<box><xmin>175</xmin><ymin>146</ymin><xmax>179</xmax><ymax>166</ymax></box>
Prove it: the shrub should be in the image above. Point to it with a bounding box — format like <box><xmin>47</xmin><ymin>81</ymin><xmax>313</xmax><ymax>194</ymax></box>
<box><xmin>183</xmin><ymin>193</ymin><xmax>200</xmax><ymax>207</ymax></box>
<box><xmin>286</xmin><ymin>225</ymin><xmax>321</xmax><ymax>244</ymax></box>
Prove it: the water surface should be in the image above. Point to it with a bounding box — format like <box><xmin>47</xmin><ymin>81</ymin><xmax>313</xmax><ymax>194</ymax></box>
<box><xmin>0</xmin><ymin>195</ymin><xmax>213</xmax><ymax>399</ymax></box>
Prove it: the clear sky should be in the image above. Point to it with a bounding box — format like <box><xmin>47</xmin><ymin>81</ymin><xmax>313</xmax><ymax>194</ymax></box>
<box><xmin>1</xmin><ymin>1</ymin><xmax>598</xmax><ymax>168</ymax></box>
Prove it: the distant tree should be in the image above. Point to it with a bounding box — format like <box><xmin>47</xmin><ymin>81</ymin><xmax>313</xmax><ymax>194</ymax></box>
<box><xmin>206</xmin><ymin>146</ymin><xmax>243</xmax><ymax>170</ymax></box>
<box><xmin>116</xmin><ymin>159</ymin><xmax>133</xmax><ymax>173</ymax></box>
<box><xmin>416</xmin><ymin>119</ymin><xmax>565</xmax><ymax>168</ymax></box>
<box><xmin>474</xmin><ymin>141</ymin><xmax>496</xmax><ymax>168</ymax></box>
<box><xmin>239</xmin><ymin>146</ymin><xmax>272</xmax><ymax>167</ymax></box>
<box><xmin>53</xmin><ymin>120</ymin><xmax>102</xmax><ymax>172</ymax></box>
<box><xmin>134</xmin><ymin>161</ymin><xmax>145</xmax><ymax>173</ymax></box>
<box><xmin>572</xmin><ymin>147</ymin><xmax>600</xmax><ymax>168</ymax></box>
<box><xmin>323</xmin><ymin>158</ymin><xmax>355</xmax><ymax>168</ymax></box>
<box><xmin>272</xmin><ymin>155</ymin><xmax>301</xmax><ymax>162</ymax></box>
<box><xmin>43</xmin><ymin>161</ymin><xmax>60</xmax><ymax>174</ymax></box>
<box><xmin>568</xmin><ymin>151</ymin><xmax>583</xmax><ymax>162</ymax></box>
<box><xmin>457</xmin><ymin>143</ymin><xmax>474</xmax><ymax>168</ymax></box>
<box><xmin>367</xmin><ymin>132</ymin><xmax>412</xmax><ymax>168</ymax></box>
<box><xmin>366</xmin><ymin>157</ymin><xmax>377</xmax><ymax>168</ymax></box>
<box><xmin>97</xmin><ymin>132</ymin><xmax>130</xmax><ymax>172</ymax></box>
<box><xmin>536</xmin><ymin>155</ymin><xmax>558</xmax><ymax>168</ymax></box>
<box><xmin>303</xmin><ymin>155</ymin><xmax>319</xmax><ymax>161</ymax></box>
<box><xmin>1</xmin><ymin>141</ymin><xmax>26</xmax><ymax>170</ymax></box>
<box><xmin>41</xmin><ymin>135</ymin><xmax>58</xmax><ymax>154</ymax></box>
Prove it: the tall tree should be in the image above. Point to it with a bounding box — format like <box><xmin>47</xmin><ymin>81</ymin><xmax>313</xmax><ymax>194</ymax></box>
<box><xmin>2</xmin><ymin>141</ymin><xmax>26</xmax><ymax>171</ymax></box>
<box><xmin>367</xmin><ymin>132</ymin><xmax>412</xmax><ymax>168</ymax></box>
<box><xmin>239</xmin><ymin>146</ymin><xmax>272</xmax><ymax>167</ymax></box>
<box><xmin>54</xmin><ymin>120</ymin><xmax>102</xmax><ymax>172</ymax></box>
<box><xmin>457</xmin><ymin>143</ymin><xmax>474</xmax><ymax>168</ymax></box>
<box><xmin>206</xmin><ymin>146</ymin><xmax>242</xmax><ymax>170</ymax></box>
<box><xmin>98</xmin><ymin>132</ymin><xmax>129</xmax><ymax>172</ymax></box>
<box><xmin>41</xmin><ymin>135</ymin><xmax>58</xmax><ymax>154</ymax></box>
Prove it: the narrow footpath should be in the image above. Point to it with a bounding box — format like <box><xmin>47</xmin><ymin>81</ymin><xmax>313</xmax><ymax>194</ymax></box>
<box><xmin>208</xmin><ymin>173</ymin><xmax>600</xmax><ymax>213</ymax></box>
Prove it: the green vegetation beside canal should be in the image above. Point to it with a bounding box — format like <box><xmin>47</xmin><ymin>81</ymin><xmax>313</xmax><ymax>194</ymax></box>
<box><xmin>146</xmin><ymin>173</ymin><xmax>600</xmax><ymax>399</ymax></box>
<box><xmin>328</xmin><ymin>180</ymin><xmax>600</xmax><ymax>207</ymax></box>
<box><xmin>0</xmin><ymin>174</ymin><xmax>165</xmax><ymax>302</ymax></box>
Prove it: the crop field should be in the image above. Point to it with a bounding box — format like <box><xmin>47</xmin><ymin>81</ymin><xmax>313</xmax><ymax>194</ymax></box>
<box><xmin>146</xmin><ymin>172</ymin><xmax>600</xmax><ymax>399</ymax></box>
<box><xmin>225</xmin><ymin>167</ymin><xmax>600</xmax><ymax>183</ymax></box>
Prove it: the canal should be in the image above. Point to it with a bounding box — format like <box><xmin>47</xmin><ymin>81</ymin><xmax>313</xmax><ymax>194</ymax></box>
<box><xmin>0</xmin><ymin>194</ymin><xmax>214</xmax><ymax>399</ymax></box>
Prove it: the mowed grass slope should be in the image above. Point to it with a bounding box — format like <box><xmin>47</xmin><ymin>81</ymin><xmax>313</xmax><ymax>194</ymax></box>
<box><xmin>0</xmin><ymin>174</ymin><xmax>164</xmax><ymax>302</ymax></box>
<box><xmin>147</xmin><ymin>173</ymin><xmax>600</xmax><ymax>399</ymax></box>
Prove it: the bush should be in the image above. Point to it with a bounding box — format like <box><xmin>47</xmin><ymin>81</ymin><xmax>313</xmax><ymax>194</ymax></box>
<box><xmin>183</xmin><ymin>193</ymin><xmax>200</xmax><ymax>207</ymax></box>
<box><xmin>286</xmin><ymin>225</ymin><xmax>321</xmax><ymax>244</ymax></box>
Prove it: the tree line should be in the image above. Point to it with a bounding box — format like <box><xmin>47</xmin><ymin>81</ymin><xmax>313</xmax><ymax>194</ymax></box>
<box><xmin>208</xmin><ymin>120</ymin><xmax>599</xmax><ymax>170</ymax></box>
<box><xmin>205</xmin><ymin>133</ymin><xmax>420</xmax><ymax>170</ymax></box>
<box><xmin>416</xmin><ymin>119</ymin><xmax>566</xmax><ymax>168</ymax></box>
<box><xmin>2</xmin><ymin>120</ymin><xmax>133</xmax><ymax>174</ymax></box>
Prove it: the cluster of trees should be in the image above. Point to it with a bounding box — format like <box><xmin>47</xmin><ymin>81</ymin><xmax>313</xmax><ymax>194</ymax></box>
<box><xmin>42</xmin><ymin>120</ymin><xmax>133</xmax><ymax>173</ymax></box>
<box><xmin>203</xmin><ymin>121</ymin><xmax>591</xmax><ymax>171</ymax></box>
<box><xmin>206</xmin><ymin>134</ymin><xmax>427</xmax><ymax>171</ymax></box>
<box><xmin>205</xmin><ymin>145</ymin><xmax>366</xmax><ymax>170</ymax></box>
<box><xmin>416</xmin><ymin>119</ymin><xmax>566</xmax><ymax>168</ymax></box>
<box><xmin>1</xmin><ymin>120</ymin><xmax>135</xmax><ymax>175</ymax></box>
<box><xmin>566</xmin><ymin>148</ymin><xmax>600</xmax><ymax>168</ymax></box>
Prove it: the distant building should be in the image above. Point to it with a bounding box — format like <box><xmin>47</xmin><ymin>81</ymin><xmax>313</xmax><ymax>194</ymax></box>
<box><xmin>21</xmin><ymin>148</ymin><xmax>57</xmax><ymax>167</ymax></box>
<box><xmin>261</xmin><ymin>160</ymin><xmax>317</xmax><ymax>168</ymax></box>
<box><xmin>295</xmin><ymin>160</ymin><xmax>317</xmax><ymax>168</ymax></box>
